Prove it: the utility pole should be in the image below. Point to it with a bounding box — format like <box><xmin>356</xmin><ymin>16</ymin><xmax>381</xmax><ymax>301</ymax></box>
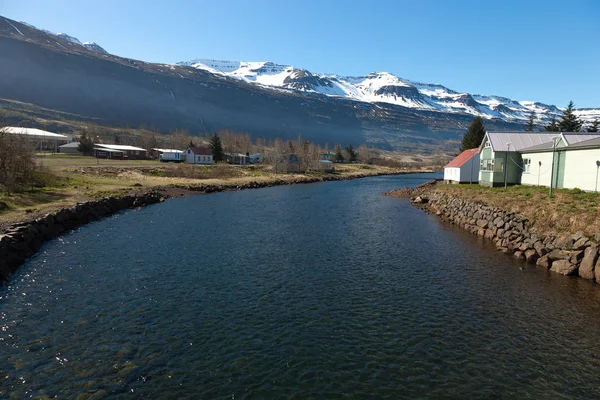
<box><xmin>504</xmin><ymin>143</ymin><xmax>511</xmax><ymax>189</ymax></box>
<box><xmin>549</xmin><ymin>136</ymin><xmax>559</xmax><ymax>196</ymax></box>
<box><xmin>596</xmin><ymin>161</ymin><xmax>600</xmax><ymax>193</ymax></box>
<box><xmin>470</xmin><ymin>149</ymin><xmax>475</xmax><ymax>184</ymax></box>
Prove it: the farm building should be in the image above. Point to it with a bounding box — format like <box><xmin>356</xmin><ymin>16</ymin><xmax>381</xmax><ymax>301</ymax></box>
<box><xmin>58</xmin><ymin>142</ymin><xmax>82</xmax><ymax>155</ymax></box>
<box><xmin>1</xmin><ymin>126</ymin><xmax>69</xmax><ymax>152</ymax></box>
<box><xmin>93</xmin><ymin>144</ymin><xmax>148</xmax><ymax>159</ymax></box>
<box><xmin>186</xmin><ymin>146</ymin><xmax>213</xmax><ymax>164</ymax></box>
<box><xmin>520</xmin><ymin>136</ymin><xmax>600</xmax><ymax>192</ymax></box>
<box><xmin>478</xmin><ymin>132</ymin><xmax>599</xmax><ymax>187</ymax></box>
<box><xmin>443</xmin><ymin>148</ymin><xmax>479</xmax><ymax>184</ymax></box>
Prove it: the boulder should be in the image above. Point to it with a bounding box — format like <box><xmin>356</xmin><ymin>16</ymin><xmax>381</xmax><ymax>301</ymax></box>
<box><xmin>536</xmin><ymin>255</ymin><xmax>551</xmax><ymax>269</ymax></box>
<box><xmin>573</xmin><ymin>237</ymin><xmax>590</xmax><ymax>250</ymax></box>
<box><xmin>514</xmin><ymin>251</ymin><xmax>525</xmax><ymax>261</ymax></box>
<box><xmin>548</xmin><ymin>249</ymin><xmax>572</xmax><ymax>261</ymax></box>
<box><xmin>524</xmin><ymin>249</ymin><xmax>539</xmax><ymax>264</ymax></box>
<box><xmin>550</xmin><ymin>260</ymin><xmax>578</xmax><ymax>276</ymax></box>
<box><xmin>578</xmin><ymin>246</ymin><xmax>598</xmax><ymax>280</ymax></box>
<box><xmin>533</xmin><ymin>241</ymin><xmax>549</xmax><ymax>257</ymax></box>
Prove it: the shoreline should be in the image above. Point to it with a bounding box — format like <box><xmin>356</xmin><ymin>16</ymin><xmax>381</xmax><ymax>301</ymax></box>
<box><xmin>1</xmin><ymin>169</ymin><xmax>434</xmax><ymax>281</ymax></box>
<box><xmin>386</xmin><ymin>182</ymin><xmax>600</xmax><ymax>283</ymax></box>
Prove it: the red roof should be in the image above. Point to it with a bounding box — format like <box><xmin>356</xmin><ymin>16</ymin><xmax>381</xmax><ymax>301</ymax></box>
<box><xmin>444</xmin><ymin>148</ymin><xmax>479</xmax><ymax>168</ymax></box>
<box><xmin>188</xmin><ymin>146</ymin><xmax>212</xmax><ymax>156</ymax></box>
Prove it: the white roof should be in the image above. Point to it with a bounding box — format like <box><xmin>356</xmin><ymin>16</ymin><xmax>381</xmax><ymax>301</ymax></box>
<box><xmin>485</xmin><ymin>131</ymin><xmax>598</xmax><ymax>152</ymax></box>
<box><xmin>59</xmin><ymin>142</ymin><xmax>80</xmax><ymax>148</ymax></box>
<box><xmin>152</xmin><ymin>148</ymin><xmax>184</xmax><ymax>153</ymax></box>
<box><xmin>93</xmin><ymin>147</ymin><xmax>124</xmax><ymax>153</ymax></box>
<box><xmin>1</xmin><ymin>126</ymin><xmax>68</xmax><ymax>139</ymax></box>
<box><xmin>95</xmin><ymin>143</ymin><xmax>147</xmax><ymax>151</ymax></box>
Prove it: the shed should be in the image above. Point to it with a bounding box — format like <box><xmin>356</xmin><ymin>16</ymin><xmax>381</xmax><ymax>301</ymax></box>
<box><xmin>186</xmin><ymin>146</ymin><xmax>213</xmax><ymax>164</ymax></box>
<box><xmin>443</xmin><ymin>148</ymin><xmax>480</xmax><ymax>184</ymax></box>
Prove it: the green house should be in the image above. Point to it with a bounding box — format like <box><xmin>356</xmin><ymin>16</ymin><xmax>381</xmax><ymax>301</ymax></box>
<box><xmin>478</xmin><ymin>132</ymin><xmax>561</xmax><ymax>187</ymax></box>
<box><xmin>478</xmin><ymin>131</ymin><xmax>599</xmax><ymax>187</ymax></box>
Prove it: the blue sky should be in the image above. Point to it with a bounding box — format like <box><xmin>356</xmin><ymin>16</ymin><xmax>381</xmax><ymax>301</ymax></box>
<box><xmin>2</xmin><ymin>0</ymin><xmax>599</xmax><ymax>107</ymax></box>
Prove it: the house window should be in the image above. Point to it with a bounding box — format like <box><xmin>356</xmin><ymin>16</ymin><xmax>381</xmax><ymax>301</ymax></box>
<box><xmin>523</xmin><ymin>158</ymin><xmax>531</xmax><ymax>173</ymax></box>
<box><xmin>494</xmin><ymin>160</ymin><xmax>504</xmax><ymax>173</ymax></box>
<box><xmin>484</xmin><ymin>140</ymin><xmax>491</xmax><ymax>148</ymax></box>
<box><xmin>481</xmin><ymin>159</ymin><xmax>494</xmax><ymax>171</ymax></box>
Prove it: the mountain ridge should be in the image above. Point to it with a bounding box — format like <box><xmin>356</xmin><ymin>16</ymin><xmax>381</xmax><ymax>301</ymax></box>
<box><xmin>178</xmin><ymin>58</ymin><xmax>599</xmax><ymax>126</ymax></box>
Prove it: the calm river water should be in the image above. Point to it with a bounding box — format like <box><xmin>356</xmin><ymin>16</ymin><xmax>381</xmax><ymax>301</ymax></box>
<box><xmin>3</xmin><ymin>173</ymin><xmax>600</xmax><ymax>399</ymax></box>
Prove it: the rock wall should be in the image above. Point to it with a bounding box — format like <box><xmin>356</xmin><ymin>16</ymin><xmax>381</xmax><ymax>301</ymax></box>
<box><xmin>413</xmin><ymin>191</ymin><xmax>600</xmax><ymax>281</ymax></box>
<box><xmin>0</xmin><ymin>191</ymin><xmax>165</xmax><ymax>281</ymax></box>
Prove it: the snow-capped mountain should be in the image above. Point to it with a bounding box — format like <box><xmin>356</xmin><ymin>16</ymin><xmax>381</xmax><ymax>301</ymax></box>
<box><xmin>178</xmin><ymin>58</ymin><xmax>599</xmax><ymax>127</ymax></box>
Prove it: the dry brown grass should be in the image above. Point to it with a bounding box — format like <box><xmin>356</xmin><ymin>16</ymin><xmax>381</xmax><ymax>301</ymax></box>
<box><xmin>434</xmin><ymin>184</ymin><xmax>600</xmax><ymax>236</ymax></box>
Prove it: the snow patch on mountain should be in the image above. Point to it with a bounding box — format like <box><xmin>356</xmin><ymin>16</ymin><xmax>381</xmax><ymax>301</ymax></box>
<box><xmin>56</xmin><ymin>33</ymin><xmax>82</xmax><ymax>45</ymax></box>
<box><xmin>83</xmin><ymin>42</ymin><xmax>108</xmax><ymax>54</ymax></box>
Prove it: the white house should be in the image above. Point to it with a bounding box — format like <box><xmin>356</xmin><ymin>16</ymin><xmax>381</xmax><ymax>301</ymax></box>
<box><xmin>520</xmin><ymin>135</ymin><xmax>600</xmax><ymax>191</ymax></box>
<box><xmin>443</xmin><ymin>148</ymin><xmax>480</xmax><ymax>184</ymax></box>
<box><xmin>185</xmin><ymin>146</ymin><xmax>213</xmax><ymax>164</ymax></box>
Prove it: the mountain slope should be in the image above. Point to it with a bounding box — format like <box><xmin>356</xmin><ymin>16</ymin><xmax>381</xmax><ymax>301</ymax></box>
<box><xmin>0</xmin><ymin>16</ymin><xmax>595</xmax><ymax>154</ymax></box>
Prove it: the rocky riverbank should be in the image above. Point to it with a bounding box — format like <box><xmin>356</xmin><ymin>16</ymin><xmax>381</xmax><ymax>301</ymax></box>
<box><xmin>387</xmin><ymin>183</ymin><xmax>600</xmax><ymax>282</ymax></box>
<box><xmin>1</xmin><ymin>170</ymin><xmax>432</xmax><ymax>282</ymax></box>
<box><xmin>0</xmin><ymin>191</ymin><xmax>166</xmax><ymax>281</ymax></box>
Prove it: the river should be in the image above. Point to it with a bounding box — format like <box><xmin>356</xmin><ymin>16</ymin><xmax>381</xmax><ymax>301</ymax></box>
<box><xmin>2</xmin><ymin>173</ymin><xmax>600</xmax><ymax>398</ymax></box>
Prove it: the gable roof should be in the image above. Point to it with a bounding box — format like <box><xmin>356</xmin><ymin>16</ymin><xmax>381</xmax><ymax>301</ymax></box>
<box><xmin>484</xmin><ymin>131</ymin><xmax>600</xmax><ymax>152</ymax></box>
<box><xmin>188</xmin><ymin>146</ymin><xmax>212</xmax><ymax>156</ymax></box>
<box><xmin>444</xmin><ymin>148</ymin><xmax>479</xmax><ymax>168</ymax></box>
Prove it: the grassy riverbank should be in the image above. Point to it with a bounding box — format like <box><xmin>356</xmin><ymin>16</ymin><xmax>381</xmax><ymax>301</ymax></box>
<box><xmin>1</xmin><ymin>158</ymin><xmax>433</xmax><ymax>231</ymax></box>
<box><xmin>414</xmin><ymin>184</ymin><xmax>600</xmax><ymax>237</ymax></box>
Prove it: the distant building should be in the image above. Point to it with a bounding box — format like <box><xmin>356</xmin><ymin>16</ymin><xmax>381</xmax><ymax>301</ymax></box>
<box><xmin>443</xmin><ymin>148</ymin><xmax>479</xmax><ymax>184</ymax></box>
<box><xmin>249</xmin><ymin>153</ymin><xmax>263</xmax><ymax>164</ymax></box>
<box><xmin>276</xmin><ymin>154</ymin><xmax>302</xmax><ymax>173</ymax></box>
<box><xmin>318</xmin><ymin>159</ymin><xmax>334</xmax><ymax>172</ymax></box>
<box><xmin>186</xmin><ymin>146</ymin><xmax>213</xmax><ymax>164</ymax></box>
<box><xmin>93</xmin><ymin>144</ymin><xmax>148</xmax><ymax>159</ymax></box>
<box><xmin>152</xmin><ymin>148</ymin><xmax>185</xmax><ymax>162</ymax></box>
<box><xmin>58</xmin><ymin>141</ymin><xmax>82</xmax><ymax>155</ymax></box>
<box><xmin>1</xmin><ymin>126</ymin><xmax>69</xmax><ymax>152</ymax></box>
<box><xmin>225</xmin><ymin>153</ymin><xmax>249</xmax><ymax>165</ymax></box>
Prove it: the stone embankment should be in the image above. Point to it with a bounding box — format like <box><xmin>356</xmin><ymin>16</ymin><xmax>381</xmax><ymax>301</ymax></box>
<box><xmin>389</xmin><ymin>186</ymin><xmax>600</xmax><ymax>283</ymax></box>
<box><xmin>0</xmin><ymin>191</ymin><xmax>165</xmax><ymax>281</ymax></box>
